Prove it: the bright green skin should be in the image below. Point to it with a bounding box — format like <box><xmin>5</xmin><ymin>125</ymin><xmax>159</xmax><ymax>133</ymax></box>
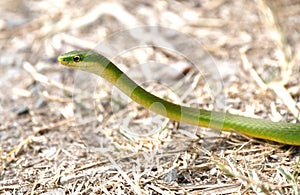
<box><xmin>58</xmin><ymin>50</ymin><xmax>300</xmax><ymax>146</ymax></box>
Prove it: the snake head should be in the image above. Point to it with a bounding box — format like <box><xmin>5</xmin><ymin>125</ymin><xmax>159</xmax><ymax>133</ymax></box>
<box><xmin>57</xmin><ymin>50</ymin><xmax>87</xmax><ymax>68</ymax></box>
<box><xmin>58</xmin><ymin>50</ymin><xmax>112</xmax><ymax>76</ymax></box>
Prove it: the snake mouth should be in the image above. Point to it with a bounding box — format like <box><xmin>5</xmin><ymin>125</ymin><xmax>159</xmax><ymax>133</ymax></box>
<box><xmin>57</xmin><ymin>56</ymin><xmax>69</xmax><ymax>65</ymax></box>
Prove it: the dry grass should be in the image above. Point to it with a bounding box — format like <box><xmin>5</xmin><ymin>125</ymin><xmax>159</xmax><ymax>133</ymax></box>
<box><xmin>0</xmin><ymin>0</ymin><xmax>299</xmax><ymax>194</ymax></box>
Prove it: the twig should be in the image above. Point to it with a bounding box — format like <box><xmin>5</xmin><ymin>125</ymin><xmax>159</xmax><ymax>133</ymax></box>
<box><xmin>23</xmin><ymin>61</ymin><xmax>75</xmax><ymax>93</ymax></box>
<box><xmin>240</xmin><ymin>48</ymin><xmax>299</xmax><ymax>120</ymax></box>
<box><xmin>33</xmin><ymin>117</ymin><xmax>74</xmax><ymax>134</ymax></box>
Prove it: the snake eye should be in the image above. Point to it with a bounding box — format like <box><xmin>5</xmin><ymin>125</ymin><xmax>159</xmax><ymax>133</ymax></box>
<box><xmin>73</xmin><ymin>55</ymin><xmax>81</xmax><ymax>62</ymax></box>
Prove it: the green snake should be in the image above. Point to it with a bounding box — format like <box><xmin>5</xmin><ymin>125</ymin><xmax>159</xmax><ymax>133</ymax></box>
<box><xmin>58</xmin><ymin>50</ymin><xmax>300</xmax><ymax>146</ymax></box>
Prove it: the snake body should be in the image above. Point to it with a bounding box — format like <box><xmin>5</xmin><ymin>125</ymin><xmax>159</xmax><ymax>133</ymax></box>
<box><xmin>58</xmin><ymin>50</ymin><xmax>300</xmax><ymax>146</ymax></box>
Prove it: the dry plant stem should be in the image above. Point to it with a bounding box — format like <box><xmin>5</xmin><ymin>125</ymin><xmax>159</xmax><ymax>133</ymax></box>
<box><xmin>60</xmin><ymin>34</ymin><xmax>97</xmax><ymax>49</ymax></box>
<box><xmin>254</xmin><ymin>0</ymin><xmax>300</xmax><ymax>120</ymax></box>
<box><xmin>45</xmin><ymin>3</ymin><xmax>139</xmax><ymax>39</ymax></box>
<box><xmin>23</xmin><ymin>62</ymin><xmax>75</xmax><ymax>93</ymax></box>
<box><xmin>1</xmin><ymin>3</ymin><xmax>138</xmax><ymax>39</ymax></box>
<box><xmin>200</xmin><ymin>183</ymin><xmax>241</xmax><ymax>194</ymax></box>
<box><xmin>216</xmin><ymin>160</ymin><xmax>272</xmax><ymax>193</ymax></box>
<box><xmin>268</xmin><ymin>83</ymin><xmax>300</xmax><ymax>120</ymax></box>
<box><xmin>240</xmin><ymin>50</ymin><xmax>300</xmax><ymax>121</ymax></box>
<box><xmin>0</xmin><ymin>12</ymin><xmax>61</xmax><ymax>39</ymax></box>
<box><xmin>33</xmin><ymin>117</ymin><xmax>74</xmax><ymax>134</ymax></box>
<box><xmin>3</xmin><ymin>136</ymin><xmax>35</xmax><ymax>163</ymax></box>
<box><xmin>257</xmin><ymin>0</ymin><xmax>293</xmax><ymax>81</ymax></box>
<box><xmin>1</xmin><ymin>118</ymin><xmax>73</xmax><ymax>164</ymax></box>
<box><xmin>69</xmin><ymin>3</ymin><xmax>139</xmax><ymax>30</ymax></box>
<box><xmin>0</xmin><ymin>184</ymin><xmax>30</xmax><ymax>191</ymax></box>
<box><xmin>107</xmin><ymin>154</ymin><xmax>141</xmax><ymax>194</ymax></box>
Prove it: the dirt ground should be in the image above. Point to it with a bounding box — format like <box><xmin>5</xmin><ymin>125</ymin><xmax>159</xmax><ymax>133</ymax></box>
<box><xmin>1</xmin><ymin>0</ymin><xmax>300</xmax><ymax>194</ymax></box>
